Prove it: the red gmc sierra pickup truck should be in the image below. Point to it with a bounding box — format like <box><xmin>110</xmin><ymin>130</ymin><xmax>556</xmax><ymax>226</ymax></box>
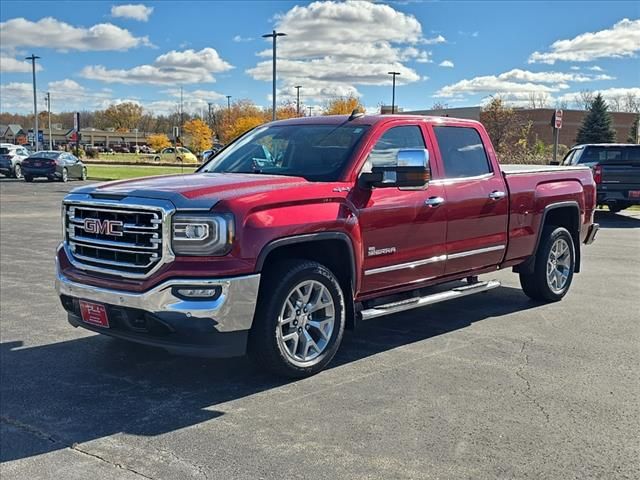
<box><xmin>56</xmin><ymin>113</ymin><xmax>599</xmax><ymax>377</ymax></box>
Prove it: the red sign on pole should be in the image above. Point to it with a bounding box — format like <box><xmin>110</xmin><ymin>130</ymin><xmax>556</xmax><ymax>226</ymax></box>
<box><xmin>554</xmin><ymin>109</ymin><xmax>563</xmax><ymax>129</ymax></box>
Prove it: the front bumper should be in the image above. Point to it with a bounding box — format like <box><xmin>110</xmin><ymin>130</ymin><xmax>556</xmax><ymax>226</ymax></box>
<box><xmin>55</xmin><ymin>265</ymin><xmax>261</xmax><ymax>357</ymax></box>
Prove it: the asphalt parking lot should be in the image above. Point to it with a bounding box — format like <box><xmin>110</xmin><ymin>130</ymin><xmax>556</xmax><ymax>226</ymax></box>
<box><xmin>1</xmin><ymin>177</ymin><xmax>639</xmax><ymax>480</ymax></box>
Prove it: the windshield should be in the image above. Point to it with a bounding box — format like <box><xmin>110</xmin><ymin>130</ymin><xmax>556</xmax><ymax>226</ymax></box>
<box><xmin>200</xmin><ymin>124</ymin><xmax>369</xmax><ymax>181</ymax></box>
<box><xmin>32</xmin><ymin>151</ymin><xmax>60</xmax><ymax>159</ymax></box>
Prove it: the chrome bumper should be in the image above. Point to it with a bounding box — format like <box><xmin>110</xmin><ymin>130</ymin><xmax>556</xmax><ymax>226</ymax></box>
<box><xmin>584</xmin><ymin>223</ymin><xmax>600</xmax><ymax>245</ymax></box>
<box><xmin>55</xmin><ymin>267</ymin><xmax>261</xmax><ymax>333</ymax></box>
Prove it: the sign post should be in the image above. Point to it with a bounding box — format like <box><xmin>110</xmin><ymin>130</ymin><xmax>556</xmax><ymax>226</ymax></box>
<box><xmin>551</xmin><ymin>109</ymin><xmax>563</xmax><ymax>164</ymax></box>
<box><xmin>73</xmin><ymin>112</ymin><xmax>81</xmax><ymax>156</ymax></box>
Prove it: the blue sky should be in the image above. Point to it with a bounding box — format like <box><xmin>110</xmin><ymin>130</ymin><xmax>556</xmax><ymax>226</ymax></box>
<box><xmin>1</xmin><ymin>1</ymin><xmax>638</xmax><ymax>116</ymax></box>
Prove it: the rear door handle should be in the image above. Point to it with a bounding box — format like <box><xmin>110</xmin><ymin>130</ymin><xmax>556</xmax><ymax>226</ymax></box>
<box><xmin>425</xmin><ymin>196</ymin><xmax>445</xmax><ymax>207</ymax></box>
<box><xmin>489</xmin><ymin>191</ymin><xmax>506</xmax><ymax>200</ymax></box>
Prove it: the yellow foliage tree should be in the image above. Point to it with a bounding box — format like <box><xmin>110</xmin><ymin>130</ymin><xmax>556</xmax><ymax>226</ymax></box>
<box><xmin>323</xmin><ymin>96</ymin><xmax>365</xmax><ymax>115</ymax></box>
<box><xmin>224</xmin><ymin>116</ymin><xmax>265</xmax><ymax>141</ymax></box>
<box><xmin>183</xmin><ymin>119</ymin><xmax>213</xmax><ymax>154</ymax></box>
<box><xmin>147</xmin><ymin>133</ymin><xmax>171</xmax><ymax>152</ymax></box>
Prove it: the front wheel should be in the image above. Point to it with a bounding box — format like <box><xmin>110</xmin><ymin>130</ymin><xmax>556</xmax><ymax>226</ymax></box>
<box><xmin>519</xmin><ymin>226</ymin><xmax>575</xmax><ymax>302</ymax></box>
<box><xmin>248</xmin><ymin>260</ymin><xmax>346</xmax><ymax>378</ymax></box>
<box><xmin>60</xmin><ymin>168</ymin><xmax>68</xmax><ymax>183</ymax></box>
<box><xmin>13</xmin><ymin>164</ymin><xmax>23</xmax><ymax>179</ymax></box>
<box><xmin>81</xmin><ymin>167</ymin><xmax>87</xmax><ymax>181</ymax></box>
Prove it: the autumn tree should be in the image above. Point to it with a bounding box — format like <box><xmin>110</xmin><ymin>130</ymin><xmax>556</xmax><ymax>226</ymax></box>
<box><xmin>147</xmin><ymin>133</ymin><xmax>171</xmax><ymax>152</ymax></box>
<box><xmin>100</xmin><ymin>102</ymin><xmax>143</xmax><ymax>131</ymax></box>
<box><xmin>323</xmin><ymin>96</ymin><xmax>364</xmax><ymax>115</ymax></box>
<box><xmin>576</xmin><ymin>93</ymin><xmax>616</xmax><ymax>144</ymax></box>
<box><xmin>480</xmin><ymin>96</ymin><xmax>518</xmax><ymax>157</ymax></box>
<box><xmin>224</xmin><ymin>116</ymin><xmax>265</xmax><ymax>141</ymax></box>
<box><xmin>183</xmin><ymin>119</ymin><xmax>213</xmax><ymax>154</ymax></box>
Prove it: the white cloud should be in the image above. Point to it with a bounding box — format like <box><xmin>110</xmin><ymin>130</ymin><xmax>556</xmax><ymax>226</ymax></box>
<box><xmin>0</xmin><ymin>79</ymin><xmax>111</xmax><ymax>112</ymax></box>
<box><xmin>0</xmin><ymin>17</ymin><xmax>153</xmax><ymax>52</ymax></box>
<box><xmin>421</xmin><ymin>35</ymin><xmax>446</xmax><ymax>45</ymax></box>
<box><xmin>589</xmin><ymin>65</ymin><xmax>604</xmax><ymax>72</ymax></box>
<box><xmin>111</xmin><ymin>4</ymin><xmax>154</xmax><ymax>22</ymax></box>
<box><xmin>247</xmin><ymin>0</ymin><xmax>426</xmax><ymax>101</ymax></box>
<box><xmin>81</xmin><ymin>47</ymin><xmax>233</xmax><ymax>85</ymax></box>
<box><xmin>439</xmin><ymin>60</ymin><xmax>454</xmax><ymax>68</ymax></box>
<box><xmin>233</xmin><ymin>35</ymin><xmax>254</xmax><ymax>42</ymax></box>
<box><xmin>529</xmin><ymin>18</ymin><xmax>640</xmax><ymax>64</ymax></box>
<box><xmin>435</xmin><ymin>68</ymin><xmax>616</xmax><ymax>101</ymax></box>
<box><xmin>570</xmin><ymin>66</ymin><xmax>580</xmax><ymax>71</ymax></box>
<box><xmin>0</xmin><ymin>55</ymin><xmax>43</xmax><ymax>73</ymax></box>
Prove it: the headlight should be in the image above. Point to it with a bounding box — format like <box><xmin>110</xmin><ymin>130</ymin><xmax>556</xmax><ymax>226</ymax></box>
<box><xmin>171</xmin><ymin>213</ymin><xmax>234</xmax><ymax>256</ymax></box>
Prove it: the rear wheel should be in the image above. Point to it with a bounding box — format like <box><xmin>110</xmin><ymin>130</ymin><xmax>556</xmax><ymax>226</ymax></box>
<box><xmin>13</xmin><ymin>164</ymin><xmax>23</xmax><ymax>179</ymax></box>
<box><xmin>248</xmin><ymin>260</ymin><xmax>346</xmax><ymax>378</ymax></box>
<box><xmin>60</xmin><ymin>168</ymin><xmax>68</xmax><ymax>183</ymax></box>
<box><xmin>519</xmin><ymin>226</ymin><xmax>575</xmax><ymax>302</ymax></box>
<box><xmin>154</xmin><ymin>156</ymin><xmax>160</xmax><ymax>162</ymax></box>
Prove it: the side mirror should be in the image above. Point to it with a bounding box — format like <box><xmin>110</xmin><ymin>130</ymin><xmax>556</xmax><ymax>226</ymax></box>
<box><xmin>360</xmin><ymin>149</ymin><xmax>431</xmax><ymax>188</ymax></box>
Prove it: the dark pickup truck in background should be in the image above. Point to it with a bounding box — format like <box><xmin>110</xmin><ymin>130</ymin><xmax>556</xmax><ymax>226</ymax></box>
<box><xmin>562</xmin><ymin>143</ymin><xmax>640</xmax><ymax>213</ymax></box>
<box><xmin>56</xmin><ymin>114</ymin><xmax>599</xmax><ymax>377</ymax></box>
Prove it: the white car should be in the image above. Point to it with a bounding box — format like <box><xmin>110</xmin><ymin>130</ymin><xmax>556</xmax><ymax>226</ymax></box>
<box><xmin>0</xmin><ymin>144</ymin><xmax>30</xmax><ymax>179</ymax></box>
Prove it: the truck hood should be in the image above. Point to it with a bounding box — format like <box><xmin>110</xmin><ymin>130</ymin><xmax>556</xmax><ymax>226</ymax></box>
<box><xmin>81</xmin><ymin>172</ymin><xmax>320</xmax><ymax>209</ymax></box>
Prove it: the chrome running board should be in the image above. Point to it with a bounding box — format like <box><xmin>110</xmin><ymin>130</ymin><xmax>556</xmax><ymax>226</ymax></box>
<box><xmin>360</xmin><ymin>280</ymin><xmax>501</xmax><ymax>321</ymax></box>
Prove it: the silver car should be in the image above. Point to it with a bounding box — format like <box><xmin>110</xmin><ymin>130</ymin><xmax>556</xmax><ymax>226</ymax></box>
<box><xmin>0</xmin><ymin>145</ymin><xmax>30</xmax><ymax>179</ymax></box>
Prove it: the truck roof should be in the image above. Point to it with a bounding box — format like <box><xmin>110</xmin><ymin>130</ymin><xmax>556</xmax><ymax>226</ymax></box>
<box><xmin>573</xmin><ymin>143</ymin><xmax>639</xmax><ymax>148</ymax></box>
<box><xmin>273</xmin><ymin>114</ymin><xmax>481</xmax><ymax>127</ymax></box>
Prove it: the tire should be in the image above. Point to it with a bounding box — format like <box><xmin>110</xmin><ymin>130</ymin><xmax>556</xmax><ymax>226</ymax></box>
<box><xmin>176</xmin><ymin>156</ymin><xmax>182</xmax><ymax>162</ymax></box>
<box><xmin>519</xmin><ymin>226</ymin><xmax>575</xmax><ymax>302</ymax></box>
<box><xmin>248</xmin><ymin>260</ymin><xmax>346</xmax><ymax>378</ymax></box>
<box><xmin>13</xmin><ymin>164</ymin><xmax>23</xmax><ymax>179</ymax></box>
<box><xmin>24</xmin><ymin>175</ymin><xmax>33</xmax><ymax>182</ymax></box>
<box><xmin>608</xmin><ymin>204</ymin><xmax>624</xmax><ymax>213</ymax></box>
<box><xmin>60</xmin><ymin>168</ymin><xmax>68</xmax><ymax>183</ymax></box>
<box><xmin>81</xmin><ymin>167</ymin><xmax>87</xmax><ymax>181</ymax></box>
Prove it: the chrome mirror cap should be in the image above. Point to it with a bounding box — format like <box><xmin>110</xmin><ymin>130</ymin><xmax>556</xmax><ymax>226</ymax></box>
<box><xmin>396</xmin><ymin>149</ymin><xmax>429</xmax><ymax>168</ymax></box>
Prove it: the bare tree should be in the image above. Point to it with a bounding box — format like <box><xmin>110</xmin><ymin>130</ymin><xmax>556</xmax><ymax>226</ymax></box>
<box><xmin>623</xmin><ymin>92</ymin><xmax>639</xmax><ymax>113</ymax></box>
<box><xmin>528</xmin><ymin>92</ymin><xmax>549</xmax><ymax>109</ymax></box>
<box><xmin>609</xmin><ymin>95</ymin><xmax>623</xmax><ymax>112</ymax></box>
<box><xmin>431</xmin><ymin>102</ymin><xmax>450</xmax><ymax>110</ymax></box>
<box><xmin>574</xmin><ymin>90</ymin><xmax>594</xmax><ymax>110</ymax></box>
<box><xmin>555</xmin><ymin>99</ymin><xmax>569</xmax><ymax>110</ymax></box>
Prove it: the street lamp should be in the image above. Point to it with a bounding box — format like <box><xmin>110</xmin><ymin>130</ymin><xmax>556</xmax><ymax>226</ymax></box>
<box><xmin>388</xmin><ymin>71</ymin><xmax>400</xmax><ymax>114</ymax></box>
<box><xmin>26</xmin><ymin>54</ymin><xmax>40</xmax><ymax>150</ymax></box>
<box><xmin>262</xmin><ymin>30</ymin><xmax>286</xmax><ymax>121</ymax></box>
<box><xmin>45</xmin><ymin>92</ymin><xmax>52</xmax><ymax>150</ymax></box>
<box><xmin>295</xmin><ymin>85</ymin><xmax>302</xmax><ymax>116</ymax></box>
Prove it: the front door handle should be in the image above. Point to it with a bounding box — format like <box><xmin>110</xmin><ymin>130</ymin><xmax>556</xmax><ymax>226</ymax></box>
<box><xmin>489</xmin><ymin>190</ymin><xmax>506</xmax><ymax>200</ymax></box>
<box><xmin>425</xmin><ymin>196</ymin><xmax>445</xmax><ymax>207</ymax></box>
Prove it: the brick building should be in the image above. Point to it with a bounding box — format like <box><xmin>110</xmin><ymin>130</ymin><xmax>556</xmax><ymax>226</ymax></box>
<box><xmin>402</xmin><ymin>107</ymin><xmax>637</xmax><ymax>147</ymax></box>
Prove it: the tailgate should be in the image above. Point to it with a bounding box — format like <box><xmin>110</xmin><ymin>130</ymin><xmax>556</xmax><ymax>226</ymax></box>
<box><xmin>601</xmin><ymin>162</ymin><xmax>640</xmax><ymax>187</ymax></box>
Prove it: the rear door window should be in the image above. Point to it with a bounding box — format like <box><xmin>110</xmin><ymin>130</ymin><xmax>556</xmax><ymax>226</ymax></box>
<box><xmin>579</xmin><ymin>146</ymin><xmax>640</xmax><ymax>164</ymax></box>
<box><xmin>433</xmin><ymin>126</ymin><xmax>491</xmax><ymax>178</ymax></box>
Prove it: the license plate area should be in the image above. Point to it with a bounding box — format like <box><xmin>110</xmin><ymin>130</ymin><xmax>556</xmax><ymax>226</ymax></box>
<box><xmin>79</xmin><ymin>300</ymin><xmax>110</xmax><ymax>328</ymax></box>
<box><xmin>629</xmin><ymin>190</ymin><xmax>640</xmax><ymax>199</ymax></box>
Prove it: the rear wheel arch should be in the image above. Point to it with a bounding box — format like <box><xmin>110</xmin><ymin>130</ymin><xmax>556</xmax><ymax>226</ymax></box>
<box><xmin>516</xmin><ymin>201</ymin><xmax>582</xmax><ymax>274</ymax></box>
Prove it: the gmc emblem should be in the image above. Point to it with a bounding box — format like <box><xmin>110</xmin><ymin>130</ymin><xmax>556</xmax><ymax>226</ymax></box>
<box><xmin>84</xmin><ymin>218</ymin><xmax>124</xmax><ymax>237</ymax></box>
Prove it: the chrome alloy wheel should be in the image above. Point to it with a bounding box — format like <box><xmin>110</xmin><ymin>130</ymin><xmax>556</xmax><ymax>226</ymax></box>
<box><xmin>546</xmin><ymin>238</ymin><xmax>571</xmax><ymax>293</ymax></box>
<box><xmin>276</xmin><ymin>280</ymin><xmax>335</xmax><ymax>365</ymax></box>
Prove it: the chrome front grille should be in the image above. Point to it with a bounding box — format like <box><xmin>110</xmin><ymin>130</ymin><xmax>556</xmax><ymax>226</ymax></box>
<box><xmin>63</xmin><ymin>198</ymin><xmax>173</xmax><ymax>278</ymax></box>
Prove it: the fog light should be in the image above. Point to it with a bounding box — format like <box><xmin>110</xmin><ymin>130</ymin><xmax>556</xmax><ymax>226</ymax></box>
<box><xmin>173</xmin><ymin>287</ymin><xmax>221</xmax><ymax>300</ymax></box>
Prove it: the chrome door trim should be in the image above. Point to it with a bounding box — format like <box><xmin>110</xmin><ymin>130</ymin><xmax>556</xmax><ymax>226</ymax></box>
<box><xmin>364</xmin><ymin>245</ymin><xmax>506</xmax><ymax>276</ymax></box>
<box><xmin>364</xmin><ymin>254</ymin><xmax>446</xmax><ymax>276</ymax></box>
<box><xmin>447</xmin><ymin>245</ymin><xmax>505</xmax><ymax>260</ymax></box>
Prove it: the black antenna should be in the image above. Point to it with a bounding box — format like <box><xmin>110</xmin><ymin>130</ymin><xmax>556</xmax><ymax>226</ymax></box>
<box><xmin>348</xmin><ymin>108</ymin><xmax>364</xmax><ymax>121</ymax></box>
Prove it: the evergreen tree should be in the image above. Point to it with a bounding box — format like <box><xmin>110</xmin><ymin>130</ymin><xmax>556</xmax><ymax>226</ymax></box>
<box><xmin>575</xmin><ymin>93</ymin><xmax>616</xmax><ymax>144</ymax></box>
<box><xmin>628</xmin><ymin>114</ymin><xmax>639</xmax><ymax>143</ymax></box>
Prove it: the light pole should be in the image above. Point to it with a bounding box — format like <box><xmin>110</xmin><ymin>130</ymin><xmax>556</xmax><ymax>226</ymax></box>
<box><xmin>262</xmin><ymin>30</ymin><xmax>286</xmax><ymax>121</ymax></box>
<box><xmin>308</xmin><ymin>106</ymin><xmax>313</xmax><ymax>117</ymax></box>
<box><xmin>45</xmin><ymin>92</ymin><xmax>52</xmax><ymax>150</ymax></box>
<box><xmin>26</xmin><ymin>54</ymin><xmax>40</xmax><ymax>150</ymax></box>
<box><xmin>388</xmin><ymin>71</ymin><xmax>400</xmax><ymax>114</ymax></box>
<box><xmin>295</xmin><ymin>85</ymin><xmax>302</xmax><ymax>116</ymax></box>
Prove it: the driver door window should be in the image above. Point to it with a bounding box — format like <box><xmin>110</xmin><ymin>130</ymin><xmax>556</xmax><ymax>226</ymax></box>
<box><xmin>366</xmin><ymin>126</ymin><xmax>426</xmax><ymax>168</ymax></box>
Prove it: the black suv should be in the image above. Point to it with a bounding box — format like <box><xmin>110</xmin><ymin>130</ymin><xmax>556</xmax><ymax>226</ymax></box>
<box><xmin>562</xmin><ymin>144</ymin><xmax>640</xmax><ymax>213</ymax></box>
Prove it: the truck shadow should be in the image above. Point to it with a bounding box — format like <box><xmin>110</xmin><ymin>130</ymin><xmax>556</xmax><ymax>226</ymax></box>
<box><xmin>595</xmin><ymin>209</ymin><xmax>640</xmax><ymax>229</ymax></box>
<box><xmin>1</xmin><ymin>285</ymin><xmax>538</xmax><ymax>462</ymax></box>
